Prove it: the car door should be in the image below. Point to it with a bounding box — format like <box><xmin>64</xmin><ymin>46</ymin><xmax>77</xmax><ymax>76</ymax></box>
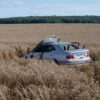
<box><xmin>33</xmin><ymin>45</ymin><xmax>46</xmax><ymax>59</ymax></box>
<box><xmin>71</xmin><ymin>42</ymin><xmax>85</xmax><ymax>49</ymax></box>
<box><xmin>42</xmin><ymin>45</ymin><xmax>56</xmax><ymax>60</ymax></box>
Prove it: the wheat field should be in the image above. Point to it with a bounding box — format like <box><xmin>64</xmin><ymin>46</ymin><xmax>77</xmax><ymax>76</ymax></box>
<box><xmin>0</xmin><ymin>24</ymin><xmax>100</xmax><ymax>100</ymax></box>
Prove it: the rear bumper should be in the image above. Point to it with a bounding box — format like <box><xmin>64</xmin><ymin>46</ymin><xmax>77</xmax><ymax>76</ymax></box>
<box><xmin>58</xmin><ymin>57</ymin><xmax>91</xmax><ymax>65</ymax></box>
<box><xmin>67</xmin><ymin>57</ymin><xmax>91</xmax><ymax>64</ymax></box>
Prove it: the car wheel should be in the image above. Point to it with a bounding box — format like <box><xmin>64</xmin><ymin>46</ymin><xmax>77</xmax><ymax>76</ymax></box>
<box><xmin>25</xmin><ymin>56</ymin><xmax>27</xmax><ymax>59</ymax></box>
<box><xmin>54</xmin><ymin>59</ymin><xmax>60</xmax><ymax>65</ymax></box>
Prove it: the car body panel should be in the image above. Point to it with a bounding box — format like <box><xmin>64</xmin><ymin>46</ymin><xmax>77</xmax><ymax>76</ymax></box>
<box><xmin>24</xmin><ymin>37</ymin><xmax>91</xmax><ymax>65</ymax></box>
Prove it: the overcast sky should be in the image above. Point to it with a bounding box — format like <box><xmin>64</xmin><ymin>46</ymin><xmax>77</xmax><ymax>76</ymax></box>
<box><xmin>0</xmin><ymin>0</ymin><xmax>100</xmax><ymax>18</ymax></box>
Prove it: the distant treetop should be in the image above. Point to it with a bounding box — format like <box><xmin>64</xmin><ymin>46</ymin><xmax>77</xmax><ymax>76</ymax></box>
<box><xmin>0</xmin><ymin>16</ymin><xmax>100</xmax><ymax>24</ymax></box>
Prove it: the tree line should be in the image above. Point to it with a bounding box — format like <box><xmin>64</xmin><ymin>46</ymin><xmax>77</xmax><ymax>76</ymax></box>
<box><xmin>0</xmin><ymin>16</ymin><xmax>100</xmax><ymax>24</ymax></box>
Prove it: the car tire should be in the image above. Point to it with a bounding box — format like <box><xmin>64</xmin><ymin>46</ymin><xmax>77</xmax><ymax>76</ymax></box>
<box><xmin>25</xmin><ymin>56</ymin><xmax>27</xmax><ymax>59</ymax></box>
<box><xmin>54</xmin><ymin>59</ymin><xmax>60</xmax><ymax>65</ymax></box>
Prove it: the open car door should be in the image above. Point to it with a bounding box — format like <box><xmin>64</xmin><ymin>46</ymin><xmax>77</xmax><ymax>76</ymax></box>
<box><xmin>71</xmin><ymin>42</ymin><xmax>85</xmax><ymax>49</ymax></box>
<box><xmin>42</xmin><ymin>45</ymin><xmax>56</xmax><ymax>60</ymax></box>
<box><xmin>32</xmin><ymin>45</ymin><xmax>46</xmax><ymax>59</ymax></box>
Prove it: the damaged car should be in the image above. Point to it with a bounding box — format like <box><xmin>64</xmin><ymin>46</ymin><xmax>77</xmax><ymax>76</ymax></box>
<box><xmin>24</xmin><ymin>36</ymin><xmax>91</xmax><ymax>64</ymax></box>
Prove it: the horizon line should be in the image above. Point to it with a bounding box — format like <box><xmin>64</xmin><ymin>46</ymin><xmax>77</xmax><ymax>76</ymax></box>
<box><xmin>0</xmin><ymin>15</ymin><xmax>100</xmax><ymax>19</ymax></box>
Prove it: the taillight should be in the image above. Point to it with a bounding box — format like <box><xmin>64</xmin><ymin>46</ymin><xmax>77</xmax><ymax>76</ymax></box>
<box><xmin>86</xmin><ymin>53</ymin><xmax>90</xmax><ymax>57</ymax></box>
<box><xmin>66</xmin><ymin>55</ymin><xmax>74</xmax><ymax>59</ymax></box>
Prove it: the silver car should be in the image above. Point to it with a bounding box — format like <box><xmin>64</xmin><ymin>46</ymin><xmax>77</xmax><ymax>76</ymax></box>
<box><xmin>24</xmin><ymin>37</ymin><xmax>91</xmax><ymax>64</ymax></box>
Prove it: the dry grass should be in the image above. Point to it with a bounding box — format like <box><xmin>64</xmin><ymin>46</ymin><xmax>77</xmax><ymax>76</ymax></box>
<box><xmin>0</xmin><ymin>24</ymin><xmax>100</xmax><ymax>100</ymax></box>
<box><xmin>0</xmin><ymin>44</ymin><xmax>99</xmax><ymax>100</ymax></box>
<box><xmin>0</xmin><ymin>24</ymin><xmax>100</xmax><ymax>51</ymax></box>
<box><xmin>0</xmin><ymin>55</ymin><xmax>100</xmax><ymax>100</ymax></box>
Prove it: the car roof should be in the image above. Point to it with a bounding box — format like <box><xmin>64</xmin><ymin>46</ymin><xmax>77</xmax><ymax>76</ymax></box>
<box><xmin>49</xmin><ymin>42</ymin><xmax>72</xmax><ymax>45</ymax></box>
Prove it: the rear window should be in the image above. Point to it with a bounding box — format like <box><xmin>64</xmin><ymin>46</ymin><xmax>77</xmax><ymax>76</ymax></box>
<box><xmin>58</xmin><ymin>44</ymin><xmax>78</xmax><ymax>51</ymax></box>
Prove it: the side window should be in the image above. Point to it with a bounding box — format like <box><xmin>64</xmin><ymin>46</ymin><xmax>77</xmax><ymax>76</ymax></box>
<box><xmin>58</xmin><ymin>45</ymin><xmax>65</xmax><ymax>51</ymax></box>
<box><xmin>45</xmin><ymin>45</ymin><xmax>56</xmax><ymax>52</ymax></box>
<box><xmin>35</xmin><ymin>45</ymin><xmax>45</xmax><ymax>52</ymax></box>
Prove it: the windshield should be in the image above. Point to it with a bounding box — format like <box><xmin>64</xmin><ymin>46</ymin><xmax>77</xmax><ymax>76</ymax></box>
<box><xmin>58</xmin><ymin>44</ymin><xmax>78</xmax><ymax>51</ymax></box>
